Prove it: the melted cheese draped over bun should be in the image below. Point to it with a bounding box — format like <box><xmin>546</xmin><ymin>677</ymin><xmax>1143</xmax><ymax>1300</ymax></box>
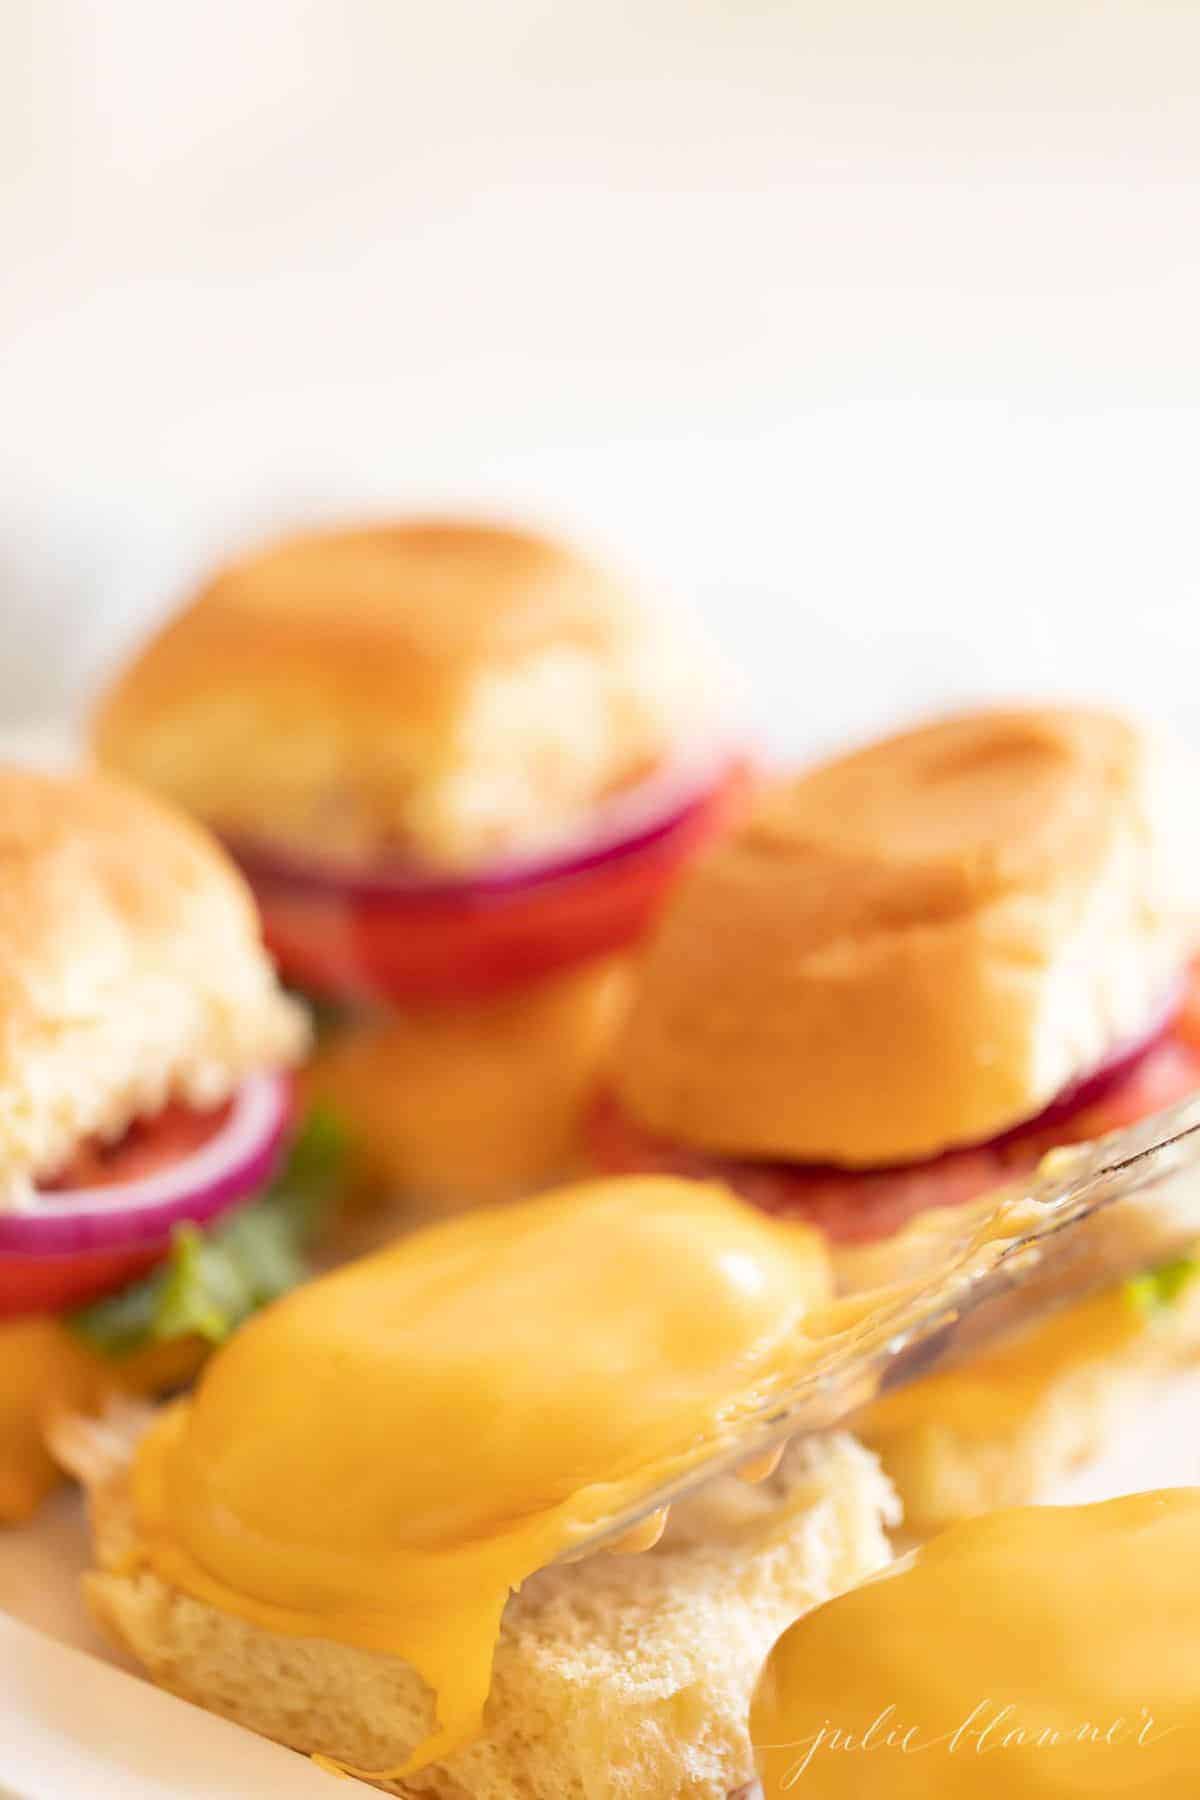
<box><xmin>753</xmin><ymin>1488</ymin><xmax>1200</xmax><ymax>1797</ymax></box>
<box><xmin>131</xmin><ymin>1176</ymin><xmax>831</xmax><ymax>1771</ymax></box>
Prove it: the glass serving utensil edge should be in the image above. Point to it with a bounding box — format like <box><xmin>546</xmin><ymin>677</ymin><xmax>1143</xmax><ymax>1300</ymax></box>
<box><xmin>560</xmin><ymin>1095</ymin><xmax>1200</xmax><ymax>1561</ymax></box>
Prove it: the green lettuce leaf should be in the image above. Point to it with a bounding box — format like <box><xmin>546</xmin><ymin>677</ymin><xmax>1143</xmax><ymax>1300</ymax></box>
<box><xmin>69</xmin><ymin>1104</ymin><xmax>348</xmax><ymax>1359</ymax></box>
<box><xmin>1124</xmin><ymin>1255</ymin><xmax>1199</xmax><ymax>1320</ymax></box>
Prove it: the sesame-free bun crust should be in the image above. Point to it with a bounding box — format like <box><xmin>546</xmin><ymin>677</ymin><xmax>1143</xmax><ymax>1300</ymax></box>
<box><xmin>73</xmin><ymin>1420</ymin><xmax>894</xmax><ymax>1800</ymax></box>
<box><xmin>0</xmin><ymin>767</ymin><xmax>306</xmax><ymax>1185</ymax></box>
<box><xmin>617</xmin><ymin>708</ymin><xmax>1200</xmax><ymax>1166</ymax></box>
<box><xmin>93</xmin><ymin>521</ymin><xmax>725</xmax><ymax>872</ymax></box>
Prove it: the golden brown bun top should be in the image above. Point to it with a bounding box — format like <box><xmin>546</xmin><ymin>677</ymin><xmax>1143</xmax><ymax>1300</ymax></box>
<box><xmin>93</xmin><ymin>520</ymin><xmax>727</xmax><ymax>871</ymax></box>
<box><xmin>0</xmin><ymin>767</ymin><xmax>306</xmax><ymax>1187</ymax></box>
<box><xmin>617</xmin><ymin>708</ymin><xmax>1200</xmax><ymax>1166</ymax></box>
<box><xmin>170</xmin><ymin>522</ymin><xmax>636</xmax><ymax>656</ymax></box>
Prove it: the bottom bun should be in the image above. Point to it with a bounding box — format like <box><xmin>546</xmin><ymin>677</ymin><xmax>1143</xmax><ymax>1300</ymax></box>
<box><xmin>301</xmin><ymin>959</ymin><xmax>631</xmax><ymax>1215</ymax></box>
<box><xmin>859</xmin><ymin>1270</ymin><xmax>1200</xmax><ymax>1539</ymax></box>
<box><xmin>76</xmin><ymin>1426</ymin><xmax>895</xmax><ymax>1799</ymax></box>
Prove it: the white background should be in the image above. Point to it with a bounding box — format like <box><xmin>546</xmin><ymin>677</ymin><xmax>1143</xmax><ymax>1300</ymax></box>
<box><xmin>2</xmin><ymin>0</ymin><xmax>1199</xmax><ymax>757</ymax></box>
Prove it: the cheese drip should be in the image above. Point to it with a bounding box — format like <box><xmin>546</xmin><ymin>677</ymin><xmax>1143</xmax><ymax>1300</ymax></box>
<box><xmin>754</xmin><ymin>1488</ymin><xmax>1200</xmax><ymax>1797</ymax></box>
<box><xmin>131</xmin><ymin>1175</ymin><xmax>831</xmax><ymax>1772</ymax></box>
<box><xmin>0</xmin><ymin>1317</ymin><xmax>202</xmax><ymax>1524</ymax></box>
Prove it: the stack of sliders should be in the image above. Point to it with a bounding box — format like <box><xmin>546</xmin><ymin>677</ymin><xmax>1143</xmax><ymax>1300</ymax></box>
<box><xmin>752</xmin><ymin>1488</ymin><xmax>1200</xmax><ymax>1797</ymax></box>
<box><xmin>0</xmin><ymin>765</ymin><xmax>324</xmax><ymax>1523</ymax></box>
<box><xmin>590</xmin><ymin>706</ymin><xmax>1200</xmax><ymax>1532</ymax></box>
<box><xmin>92</xmin><ymin>519</ymin><xmax>746</xmax><ymax>1212</ymax></box>
<box><xmin>66</xmin><ymin>1175</ymin><xmax>898</xmax><ymax>1798</ymax></box>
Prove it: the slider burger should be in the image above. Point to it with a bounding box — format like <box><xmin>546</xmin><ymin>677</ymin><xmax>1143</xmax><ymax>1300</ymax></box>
<box><xmin>93</xmin><ymin>520</ymin><xmax>745</xmax><ymax>1209</ymax></box>
<box><xmin>0</xmin><ymin>766</ymin><xmax>324</xmax><ymax>1523</ymax></box>
<box><xmin>66</xmin><ymin>1175</ymin><xmax>897</xmax><ymax>1798</ymax></box>
<box><xmin>590</xmin><ymin>707</ymin><xmax>1200</xmax><ymax>1526</ymax></box>
<box><xmin>752</xmin><ymin>1489</ymin><xmax>1200</xmax><ymax>1797</ymax></box>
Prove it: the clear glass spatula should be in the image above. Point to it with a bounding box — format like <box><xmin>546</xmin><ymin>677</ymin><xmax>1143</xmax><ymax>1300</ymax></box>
<box><xmin>563</xmin><ymin>1094</ymin><xmax>1200</xmax><ymax>1561</ymax></box>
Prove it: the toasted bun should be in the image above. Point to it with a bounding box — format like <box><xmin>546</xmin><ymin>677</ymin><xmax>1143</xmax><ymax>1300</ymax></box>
<box><xmin>93</xmin><ymin>520</ymin><xmax>726</xmax><ymax>872</ymax></box>
<box><xmin>617</xmin><ymin>707</ymin><xmax>1200</xmax><ymax>1166</ymax></box>
<box><xmin>304</xmin><ymin>960</ymin><xmax>630</xmax><ymax>1211</ymax></box>
<box><xmin>73</xmin><ymin>1421</ymin><xmax>894</xmax><ymax>1800</ymax></box>
<box><xmin>0</xmin><ymin>766</ymin><xmax>306</xmax><ymax>1186</ymax></box>
<box><xmin>860</xmin><ymin>1273</ymin><xmax>1200</xmax><ymax>1538</ymax></box>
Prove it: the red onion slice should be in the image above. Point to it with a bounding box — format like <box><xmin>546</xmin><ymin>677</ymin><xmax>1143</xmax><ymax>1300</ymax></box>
<box><xmin>0</xmin><ymin>1072</ymin><xmax>293</xmax><ymax>1258</ymax></box>
<box><xmin>226</xmin><ymin>739</ymin><xmax>742</xmax><ymax>903</ymax></box>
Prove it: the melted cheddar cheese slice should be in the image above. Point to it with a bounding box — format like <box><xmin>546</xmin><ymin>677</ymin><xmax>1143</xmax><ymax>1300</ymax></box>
<box><xmin>754</xmin><ymin>1488</ymin><xmax>1200</xmax><ymax>1797</ymax></box>
<box><xmin>0</xmin><ymin>1317</ymin><xmax>202</xmax><ymax>1524</ymax></box>
<box><xmin>131</xmin><ymin>1175</ymin><xmax>832</xmax><ymax>1772</ymax></box>
<box><xmin>861</xmin><ymin>1284</ymin><xmax>1147</xmax><ymax>1443</ymax></box>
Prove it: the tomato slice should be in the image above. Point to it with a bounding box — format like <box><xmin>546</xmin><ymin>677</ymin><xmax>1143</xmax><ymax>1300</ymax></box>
<box><xmin>589</xmin><ymin>1022</ymin><xmax>1200</xmax><ymax>1246</ymax></box>
<box><xmin>39</xmin><ymin>1098</ymin><xmax>232</xmax><ymax>1192</ymax></box>
<box><xmin>0</xmin><ymin>1243</ymin><xmax>166</xmax><ymax>1316</ymax></box>
<box><xmin>249</xmin><ymin>762</ymin><xmax>751</xmax><ymax>1005</ymax></box>
<box><xmin>0</xmin><ymin>1100</ymin><xmax>232</xmax><ymax>1318</ymax></box>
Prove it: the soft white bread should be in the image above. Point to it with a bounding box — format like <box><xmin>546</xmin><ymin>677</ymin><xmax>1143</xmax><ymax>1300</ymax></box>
<box><xmin>304</xmin><ymin>960</ymin><xmax>631</xmax><ymax>1211</ymax></box>
<box><xmin>0</xmin><ymin>766</ymin><xmax>306</xmax><ymax>1190</ymax></box>
<box><xmin>617</xmin><ymin>707</ymin><xmax>1200</xmax><ymax>1167</ymax></box>
<box><xmin>859</xmin><ymin>1274</ymin><xmax>1200</xmax><ymax>1538</ymax></box>
<box><xmin>92</xmin><ymin>520</ymin><xmax>727</xmax><ymax>873</ymax></box>
<box><xmin>75</xmin><ymin>1423</ymin><xmax>895</xmax><ymax>1799</ymax></box>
